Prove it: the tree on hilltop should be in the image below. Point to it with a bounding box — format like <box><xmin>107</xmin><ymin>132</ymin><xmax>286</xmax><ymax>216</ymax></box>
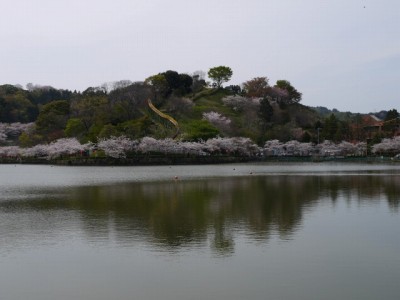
<box><xmin>208</xmin><ymin>66</ymin><xmax>233</xmax><ymax>88</ymax></box>
<box><xmin>243</xmin><ymin>77</ymin><xmax>269</xmax><ymax>98</ymax></box>
<box><xmin>274</xmin><ymin>80</ymin><xmax>302</xmax><ymax>104</ymax></box>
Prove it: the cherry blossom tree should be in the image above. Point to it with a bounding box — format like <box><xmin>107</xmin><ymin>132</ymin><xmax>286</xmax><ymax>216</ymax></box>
<box><xmin>337</xmin><ymin>141</ymin><xmax>356</xmax><ymax>156</ymax></box>
<box><xmin>284</xmin><ymin>140</ymin><xmax>314</xmax><ymax>156</ymax></box>
<box><xmin>316</xmin><ymin>140</ymin><xmax>341</xmax><ymax>156</ymax></box>
<box><xmin>178</xmin><ymin>141</ymin><xmax>208</xmax><ymax>156</ymax></box>
<box><xmin>243</xmin><ymin>77</ymin><xmax>270</xmax><ymax>98</ymax></box>
<box><xmin>21</xmin><ymin>144</ymin><xmax>50</xmax><ymax>158</ymax></box>
<box><xmin>98</xmin><ymin>136</ymin><xmax>137</xmax><ymax>158</ymax></box>
<box><xmin>354</xmin><ymin>142</ymin><xmax>367</xmax><ymax>156</ymax></box>
<box><xmin>45</xmin><ymin>138</ymin><xmax>87</xmax><ymax>159</ymax></box>
<box><xmin>202</xmin><ymin>111</ymin><xmax>231</xmax><ymax>133</ymax></box>
<box><xmin>137</xmin><ymin>138</ymin><xmax>207</xmax><ymax>156</ymax></box>
<box><xmin>263</xmin><ymin>139</ymin><xmax>364</xmax><ymax>157</ymax></box>
<box><xmin>137</xmin><ymin>137</ymin><xmax>164</xmax><ymax>154</ymax></box>
<box><xmin>0</xmin><ymin>122</ymin><xmax>34</xmax><ymax>143</ymax></box>
<box><xmin>206</xmin><ymin>137</ymin><xmax>260</xmax><ymax>156</ymax></box>
<box><xmin>0</xmin><ymin>146</ymin><xmax>21</xmax><ymax>157</ymax></box>
<box><xmin>222</xmin><ymin>95</ymin><xmax>259</xmax><ymax>112</ymax></box>
<box><xmin>264</xmin><ymin>140</ymin><xmax>285</xmax><ymax>156</ymax></box>
<box><xmin>372</xmin><ymin>137</ymin><xmax>400</xmax><ymax>155</ymax></box>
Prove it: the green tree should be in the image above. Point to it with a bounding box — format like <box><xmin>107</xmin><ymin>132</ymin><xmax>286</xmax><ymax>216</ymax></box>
<box><xmin>70</xmin><ymin>94</ymin><xmax>109</xmax><ymax>136</ymax></box>
<box><xmin>145</xmin><ymin>71</ymin><xmax>193</xmax><ymax>98</ymax></box>
<box><xmin>98</xmin><ymin>124</ymin><xmax>120</xmax><ymax>139</ymax></box>
<box><xmin>18</xmin><ymin>131</ymin><xmax>43</xmax><ymax>147</ymax></box>
<box><xmin>145</xmin><ymin>74</ymin><xmax>169</xmax><ymax>98</ymax></box>
<box><xmin>177</xmin><ymin>73</ymin><xmax>193</xmax><ymax>95</ymax></box>
<box><xmin>162</xmin><ymin>70</ymin><xmax>193</xmax><ymax>95</ymax></box>
<box><xmin>383</xmin><ymin>109</ymin><xmax>399</xmax><ymax>133</ymax></box>
<box><xmin>108</xmin><ymin>82</ymin><xmax>153</xmax><ymax>122</ymax></box>
<box><xmin>64</xmin><ymin>118</ymin><xmax>86</xmax><ymax>140</ymax></box>
<box><xmin>119</xmin><ymin>116</ymin><xmax>153</xmax><ymax>139</ymax></box>
<box><xmin>0</xmin><ymin>86</ymin><xmax>35</xmax><ymax>122</ymax></box>
<box><xmin>208</xmin><ymin>66</ymin><xmax>233</xmax><ymax>88</ymax></box>
<box><xmin>36</xmin><ymin>100</ymin><xmax>70</xmax><ymax>140</ymax></box>
<box><xmin>259</xmin><ymin>97</ymin><xmax>274</xmax><ymax>123</ymax></box>
<box><xmin>302</xmin><ymin>131</ymin><xmax>311</xmax><ymax>142</ymax></box>
<box><xmin>322</xmin><ymin>114</ymin><xmax>338</xmax><ymax>141</ymax></box>
<box><xmin>163</xmin><ymin>70</ymin><xmax>181</xmax><ymax>90</ymax></box>
<box><xmin>274</xmin><ymin>80</ymin><xmax>302</xmax><ymax>104</ymax></box>
<box><xmin>185</xmin><ymin>120</ymin><xmax>219</xmax><ymax>141</ymax></box>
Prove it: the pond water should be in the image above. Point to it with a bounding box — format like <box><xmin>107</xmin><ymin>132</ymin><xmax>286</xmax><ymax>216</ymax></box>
<box><xmin>0</xmin><ymin>163</ymin><xmax>399</xmax><ymax>300</ymax></box>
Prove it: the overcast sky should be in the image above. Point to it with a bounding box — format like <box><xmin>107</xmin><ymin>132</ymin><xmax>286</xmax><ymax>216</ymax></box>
<box><xmin>1</xmin><ymin>0</ymin><xmax>399</xmax><ymax>113</ymax></box>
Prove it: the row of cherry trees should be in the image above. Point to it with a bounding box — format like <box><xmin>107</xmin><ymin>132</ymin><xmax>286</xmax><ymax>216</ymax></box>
<box><xmin>2</xmin><ymin>135</ymin><xmax>400</xmax><ymax>160</ymax></box>
<box><xmin>0</xmin><ymin>136</ymin><xmax>261</xmax><ymax>159</ymax></box>
<box><xmin>264</xmin><ymin>140</ymin><xmax>367</xmax><ymax>156</ymax></box>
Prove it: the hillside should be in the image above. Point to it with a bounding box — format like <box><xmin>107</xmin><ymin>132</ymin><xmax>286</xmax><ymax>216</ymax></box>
<box><xmin>1</xmin><ymin>69</ymin><xmax>399</xmax><ymax>148</ymax></box>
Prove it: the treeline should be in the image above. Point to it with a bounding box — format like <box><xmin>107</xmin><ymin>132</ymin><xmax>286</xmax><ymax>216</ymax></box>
<box><xmin>3</xmin><ymin>135</ymin><xmax>400</xmax><ymax>163</ymax></box>
<box><xmin>0</xmin><ymin>66</ymin><xmax>399</xmax><ymax>150</ymax></box>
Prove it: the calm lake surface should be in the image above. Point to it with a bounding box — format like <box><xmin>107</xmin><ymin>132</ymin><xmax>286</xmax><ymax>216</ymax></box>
<box><xmin>1</xmin><ymin>163</ymin><xmax>399</xmax><ymax>300</ymax></box>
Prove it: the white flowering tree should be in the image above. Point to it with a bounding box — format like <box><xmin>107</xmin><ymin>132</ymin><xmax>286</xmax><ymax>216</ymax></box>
<box><xmin>1</xmin><ymin>138</ymin><xmax>91</xmax><ymax>160</ymax></box>
<box><xmin>284</xmin><ymin>140</ymin><xmax>314</xmax><ymax>156</ymax></box>
<box><xmin>202</xmin><ymin>111</ymin><xmax>231</xmax><ymax>133</ymax></box>
<box><xmin>316</xmin><ymin>140</ymin><xmax>340</xmax><ymax>156</ymax></box>
<box><xmin>206</xmin><ymin>137</ymin><xmax>260</xmax><ymax>156</ymax></box>
<box><xmin>264</xmin><ymin>140</ymin><xmax>285</xmax><ymax>156</ymax></box>
<box><xmin>354</xmin><ymin>142</ymin><xmax>367</xmax><ymax>156</ymax></box>
<box><xmin>0</xmin><ymin>146</ymin><xmax>21</xmax><ymax>157</ymax></box>
<box><xmin>137</xmin><ymin>138</ymin><xmax>207</xmax><ymax>156</ymax></box>
<box><xmin>137</xmin><ymin>137</ymin><xmax>165</xmax><ymax>154</ymax></box>
<box><xmin>372</xmin><ymin>137</ymin><xmax>400</xmax><ymax>155</ymax></box>
<box><xmin>263</xmin><ymin>139</ymin><xmax>365</xmax><ymax>157</ymax></box>
<box><xmin>0</xmin><ymin>122</ymin><xmax>34</xmax><ymax>143</ymax></box>
<box><xmin>178</xmin><ymin>141</ymin><xmax>208</xmax><ymax>156</ymax></box>
<box><xmin>264</xmin><ymin>140</ymin><xmax>315</xmax><ymax>156</ymax></box>
<box><xmin>336</xmin><ymin>141</ymin><xmax>356</xmax><ymax>156</ymax></box>
<box><xmin>45</xmin><ymin>138</ymin><xmax>87</xmax><ymax>159</ymax></box>
<box><xmin>21</xmin><ymin>144</ymin><xmax>50</xmax><ymax>158</ymax></box>
<box><xmin>222</xmin><ymin>95</ymin><xmax>259</xmax><ymax>112</ymax></box>
<box><xmin>98</xmin><ymin>136</ymin><xmax>137</xmax><ymax>158</ymax></box>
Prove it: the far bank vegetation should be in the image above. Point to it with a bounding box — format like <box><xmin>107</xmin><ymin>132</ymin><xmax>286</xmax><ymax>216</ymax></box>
<box><xmin>1</xmin><ymin>66</ymin><xmax>399</xmax><ymax>160</ymax></box>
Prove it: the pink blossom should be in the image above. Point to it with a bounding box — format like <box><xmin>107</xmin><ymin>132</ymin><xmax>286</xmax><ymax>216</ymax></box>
<box><xmin>0</xmin><ymin>146</ymin><xmax>21</xmax><ymax>157</ymax></box>
<box><xmin>372</xmin><ymin>137</ymin><xmax>400</xmax><ymax>154</ymax></box>
<box><xmin>202</xmin><ymin>111</ymin><xmax>231</xmax><ymax>132</ymax></box>
<box><xmin>98</xmin><ymin>136</ymin><xmax>137</xmax><ymax>158</ymax></box>
<box><xmin>222</xmin><ymin>95</ymin><xmax>259</xmax><ymax>111</ymax></box>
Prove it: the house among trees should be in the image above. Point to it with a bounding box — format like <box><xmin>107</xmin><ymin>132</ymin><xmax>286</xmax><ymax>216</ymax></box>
<box><xmin>362</xmin><ymin>111</ymin><xmax>400</xmax><ymax>139</ymax></box>
<box><xmin>362</xmin><ymin>114</ymin><xmax>384</xmax><ymax>136</ymax></box>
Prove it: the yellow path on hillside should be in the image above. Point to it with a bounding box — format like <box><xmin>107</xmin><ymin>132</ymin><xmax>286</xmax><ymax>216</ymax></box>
<box><xmin>147</xmin><ymin>98</ymin><xmax>180</xmax><ymax>138</ymax></box>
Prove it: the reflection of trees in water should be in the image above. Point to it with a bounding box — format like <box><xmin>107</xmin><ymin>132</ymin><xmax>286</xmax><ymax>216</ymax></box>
<box><xmin>87</xmin><ymin>177</ymin><xmax>320</xmax><ymax>251</ymax></box>
<box><xmin>317</xmin><ymin>176</ymin><xmax>400</xmax><ymax>211</ymax></box>
<box><xmin>381</xmin><ymin>177</ymin><xmax>400</xmax><ymax>211</ymax></box>
<box><xmin>1</xmin><ymin>175</ymin><xmax>399</xmax><ymax>254</ymax></box>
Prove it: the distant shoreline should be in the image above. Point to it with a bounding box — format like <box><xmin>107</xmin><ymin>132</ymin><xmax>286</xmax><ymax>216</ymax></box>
<box><xmin>0</xmin><ymin>155</ymin><xmax>394</xmax><ymax>166</ymax></box>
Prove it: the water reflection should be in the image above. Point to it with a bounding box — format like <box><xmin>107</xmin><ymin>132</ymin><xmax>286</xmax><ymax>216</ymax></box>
<box><xmin>1</xmin><ymin>175</ymin><xmax>399</xmax><ymax>256</ymax></box>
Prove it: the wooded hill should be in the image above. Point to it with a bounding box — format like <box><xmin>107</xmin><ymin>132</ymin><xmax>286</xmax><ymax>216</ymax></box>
<box><xmin>0</xmin><ymin>67</ymin><xmax>398</xmax><ymax>147</ymax></box>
